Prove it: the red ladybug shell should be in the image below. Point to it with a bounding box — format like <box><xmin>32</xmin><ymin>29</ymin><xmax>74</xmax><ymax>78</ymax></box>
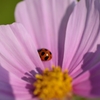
<box><xmin>38</xmin><ymin>48</ymin><xmax>52</xmax><ymax>61</ymax></box>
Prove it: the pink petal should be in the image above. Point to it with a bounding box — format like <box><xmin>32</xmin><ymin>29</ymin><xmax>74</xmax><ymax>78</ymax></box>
<box><xmin>73</xmin><ymin>62</ymin><xmax>100</xmax><ymax>98</ymax></box>
<box><xmin>15</xmin><ymin>0</ymin><xmax>76</xmax><ymax>67</ymax></box>
<box><xmin>0</xmin><ymin>66</ymin><xmax>37</xmax><ymax>100</ymax></box>
<box><xmin>62</xmin><ymin>0</ymin><xmax>100</xmax><ymax>78</ymax></box>
<box><xmin>0</xmin><ymin>23</ymin><xmax>44</xmax><ymax>78</ymax></box>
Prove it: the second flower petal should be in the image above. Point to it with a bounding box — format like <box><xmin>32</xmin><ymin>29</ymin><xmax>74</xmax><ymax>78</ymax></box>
<box><xmin>15</xmin><ymin>0</ymin><xmax>76</xmax><ymax>66</ymax></box>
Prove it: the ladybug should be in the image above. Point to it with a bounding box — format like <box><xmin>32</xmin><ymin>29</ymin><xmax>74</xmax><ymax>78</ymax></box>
<box><xmin>38</xmin><ymin>48</ymin><xmax>52</xmax><ymax>61</ymax></box>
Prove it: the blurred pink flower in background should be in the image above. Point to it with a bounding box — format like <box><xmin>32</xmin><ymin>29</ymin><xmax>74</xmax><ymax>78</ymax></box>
<box><xmin>0</xmin><ymin>0</ymin><xmax>100</xmax><ymax>100</ymax></box>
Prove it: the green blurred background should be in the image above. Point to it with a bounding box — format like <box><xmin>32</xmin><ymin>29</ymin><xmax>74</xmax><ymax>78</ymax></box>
<box><xmin>0</xmin><ymin>0</ymin><xmax>22</xmax><ymax>25</ymax></box>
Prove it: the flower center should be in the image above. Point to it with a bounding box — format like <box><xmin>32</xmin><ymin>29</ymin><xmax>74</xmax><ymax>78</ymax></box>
<box><xmin>33</xmin><ymin>66</ymin><xmax>72</xmax><ymax>100</ymax></box>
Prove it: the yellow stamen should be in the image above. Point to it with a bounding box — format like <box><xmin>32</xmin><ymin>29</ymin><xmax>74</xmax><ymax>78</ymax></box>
<box><xmin>33</xmin><ymin>66</ymin><xmax>72</xmax><ymax>100</ymax></box>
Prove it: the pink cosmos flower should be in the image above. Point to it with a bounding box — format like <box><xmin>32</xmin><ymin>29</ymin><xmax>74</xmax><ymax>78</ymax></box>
<box><xmin>0</xmin><ymin>0</ymin><xmax>100</xmax><ymax>100</ymax></box>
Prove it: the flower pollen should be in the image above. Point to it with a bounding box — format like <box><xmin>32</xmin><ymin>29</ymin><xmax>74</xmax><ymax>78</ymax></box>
<box><xmin>33</xmin><ymin>66</ymin><xmax>72</xmax><ymax>100</ymax></box>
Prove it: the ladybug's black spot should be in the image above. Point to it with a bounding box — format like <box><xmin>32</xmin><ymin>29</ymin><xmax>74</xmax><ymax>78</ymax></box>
<box><xmin>41</xmin><ymin>52</ymin><xmax>45</xmax><ymax>56</ymax></box>
<box><xmin>38</xmin><ymin>49</ymin><xmax>42</xmax><ymax>52</ymax></box>
<box><xmin>49</xmin><ymin>52</ymin><xmax>51</xmax><ymax>55</ymax></box>
<box><xmin>45</xmin><ymin>49</ymin><xmax>48</xmax><ymax>51</ymax></box>
<box><xmin>44</xmin><ymin>56</ymin><xmax>49</xmax><ymax>60</ymax></box>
